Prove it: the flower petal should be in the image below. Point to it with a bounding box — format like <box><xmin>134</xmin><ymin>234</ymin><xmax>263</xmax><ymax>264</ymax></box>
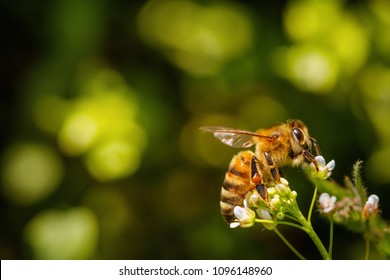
<box><xmin>233</xmin><ymin>206</ymin><xmax>247</xmax><ymax>220</ymax></box>
<box><xmin>229</xmin><ymin>222</ymin><xmax>240</xmax><ymax>228</ymax></box>
<box><xmin>315</xmin><ymin>156</ymin><xmax>326</xmax><ymax>168</ymax></box>
<box><xmin>326</xmin><ymin>160</ymin><xmax>336</xmax><ymax>171</ymax></box>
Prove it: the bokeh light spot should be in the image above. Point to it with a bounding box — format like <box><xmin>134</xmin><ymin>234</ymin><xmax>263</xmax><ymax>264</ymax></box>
<box><xmin>59</xmin><ymin>112</ymin><xmax>99</xmax><ymax>155</ymax></box>
<box><xmin>24</xmin><ymin>207</ymin><xmax>98</xmax><ymax>259</ymax></box>
<box><xmin>286</xmin><ymin>46</ymin><xmax>338</xmax><ymax>93</ymax></box>
<box><xmin>284</xmin><ymin>3</ymin><xmax>320</xmax><ymax>41</ymax></box>
<box><xmin>329</xmin><ymin>15</ymin><xmax>369</xmax><ymax>75</ymax></box>
<box><xmin>1</xmin><ymin>143</ymin><xmax>63</xmax><ymax>205</ymax></box>
<box><xmin>85</xmin><ymin>138</ymin><xmax>144</xmax><ymax>182</ymax></box>
<box><xmin>138</xmin><ymin>0</ymin><xmax>253</xmax><ymax>75</ymax></box>
<box><xmin>57</xmin><ymin>68</ymin><xmax>147</xmax><ymax>181</ymax></box>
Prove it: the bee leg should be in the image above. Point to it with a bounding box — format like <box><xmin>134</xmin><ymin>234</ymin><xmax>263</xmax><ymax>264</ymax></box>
<box><xmin>264</xmin><ymin>151</ymin><xmax>280</xmax><ymax>182</ymax></box>
<box><xmin>278</xmin><ymin>168</ymin><xmax>283</xmax><ymax>178</ymax></box>
<box><xmin>303</xmin><ymin>149</ymin><xmax>324</xmax><ymax>172</ymax></box>
<box><xmin>303</xmin><ymin>150</ymin><xmax>316</xmax><ymax>162</ymax></box>
<box><xmin>310</xmin><ymin>137</ymin><xmax>322</xmax><ymax>156</ymax></box>
<box><xmin>250</xmin><ymin>156</ymin><xmax>268</xmax><ymax>201</ymax></box>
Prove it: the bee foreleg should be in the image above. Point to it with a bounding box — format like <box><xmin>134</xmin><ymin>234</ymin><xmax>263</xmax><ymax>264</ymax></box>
<box><xmin>250</xmin><ymin>156</ymin><xmax>268</xmax><ymax>201</ymax></box>
<box><xmin>310</xmin><ymin>137</ymin><xmax>322</xmax><ymax>156</ymax></box>
<box><xmin>264</xmin><ymin>151</ymin><xmax>280</xmax><ymax>182</ymax></box>
<box><xmin>303</xmin><ymin>150</ymin><xmax>319</xmax><ymax>171</ymax></box>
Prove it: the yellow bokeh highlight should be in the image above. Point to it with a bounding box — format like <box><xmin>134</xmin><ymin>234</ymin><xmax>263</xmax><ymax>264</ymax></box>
<box><xmin>59</xmin><ymin>112</ymin><xmax>99</xmax><ymax>155</ymax></box>
<box><xmin>138</xmin><ymin>0</ymin><xmax>253</xmax><ymax>75</ymax></box>
<box><xmin>280</xmin><ymin>45</ymin><xmax>338</xmax><ymax>93</ymax></box>
<box><xmin>280</xmin><ymin>0</ymin><xmax>369</xmax><ymax>93</ymax></box>
<box><xmin>58</xmin><ymin>68</ymin><xmax>147</xmax><ymax>181</ymax></box>
<box><xmin>24</xmin><ymin>207</ymin><xmax>98</xmax><ymax>259</ymax></box>
<box><xmin>328</xmin><ymin>15</ymin><xmax>369</xmax><ymax>75</ymax></box>
<box><xmin>85</xmin><ymin>138</ymin><xmax>144</xmax><ymax>182</ymax></box>
<box><xmin>284</xmin><ymin>0</ymin><xmax>341</xmax><ymax>41</ymax></box>
<box><xmin>1</xmin><ymin>143</ymin><xmax>63</xmax><ymax>205</ymax></box>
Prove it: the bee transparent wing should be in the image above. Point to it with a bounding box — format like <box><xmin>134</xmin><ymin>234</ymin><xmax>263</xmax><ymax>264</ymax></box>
<box><xmin>199</xmin><ymin>126</ymin><xmax>271</xmax><ymax>148</ymax></box>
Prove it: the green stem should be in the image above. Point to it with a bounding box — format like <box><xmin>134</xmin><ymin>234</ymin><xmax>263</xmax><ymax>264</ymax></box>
<box><xmin>364</xmin><ymin>235</ymin><xmax>370</xmax><ymax>260</ymax></box>
<box><xmin>273</xmin><ymin>227</ymin><xmax>306</xmax><ymax>260</ymax></box>
<box><xmin>307</xmin><ymin>185</ymin><xmax>318</xmax><ymax>223</ymax></box>
<box><xmin>287</xmin><ymin>185</ymin><xmax>329</xmax><ymax>259</ymax></box>
<box><xmin>297</xmin><ymin>211</ymin><xmax>330</xmax><ymax>260</ymax></box>
<box><xmin>364</xmin><ymin>220</ymin><xmax>370</xmax><ymax>260</ymax></box>
<box><xmin>277</xmin><ymin>221</ymin><xmax>306</xmax><ymax>231</ymax></box>
<box><xmin>254</xmin><ymin>219</ymin><xmax>275</xmax><ymax>224</ymax></box>
<box><xmin>284</xmin><ymin>213</ymin><xmax>301</xmax><ymax>223</ymax></box>
<box><xmin>329</xmin><ymin>217</ymin><xmax>334</xmax><ymax>260</ymax></box>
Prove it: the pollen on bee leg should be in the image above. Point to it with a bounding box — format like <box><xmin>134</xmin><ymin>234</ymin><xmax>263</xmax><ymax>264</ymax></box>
<box><xmin>252</xmin><ymin>173</ymin><xmax>262</xmax><ymax>185</ymax></box>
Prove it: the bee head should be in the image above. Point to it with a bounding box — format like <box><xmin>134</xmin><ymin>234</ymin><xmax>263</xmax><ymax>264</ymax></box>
<box><xmin>288</xmin><ymin>119</ymin><xmax>312</xmax><ymax>155</ymax></box>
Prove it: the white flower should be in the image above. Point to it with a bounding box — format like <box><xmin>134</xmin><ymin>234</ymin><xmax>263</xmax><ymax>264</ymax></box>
<box><xmin>256</xmin><ymin>208</ymin><xmax>276</xmax><ymax>230</ymax></box>
<box><xmin>363</xmin><ymin>194</ymin><xmax>379</xmax><ymax>219</ymax></box>
<box><xmin>231</xmin><ymin>204</ymin><xmax>256</xmax><ymax>228</ymax></box>
<box><xmin>257</xmin><ymin>209</ymin><xmax>272</xmax><ymax>220</ymax></box>
<box><xmin>319</xmin><ymin>193</ymin><xmax>337</xmax><ymax>214</ymax></box>
<box><xmin>311</xmin><ymin>156</ymin><xmax>335</xmax><ymax>179</ymax></box>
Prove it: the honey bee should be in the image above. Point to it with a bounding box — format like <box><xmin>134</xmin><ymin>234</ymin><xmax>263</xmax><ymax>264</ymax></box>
<box><xmin>200</xmin><ymin>119</ymin><xmax>321</xmax><ymax>224</ymax></box>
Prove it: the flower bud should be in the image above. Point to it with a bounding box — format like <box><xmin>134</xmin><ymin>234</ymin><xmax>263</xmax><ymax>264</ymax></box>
<box><xmin>291</xmin><ymin>190</ymin><xmax>297</xmax><ymax>199</ymax></box>
<box><xmin>276</xmin><ymin>212</ymin><xmax>285</xmax><ymax>220</ymax></box>
<box><xmin>270</xmin><ymin>194</ymin><xmax>282</xmax><ymax>209</ymax></box>
<box><xmin>246</xmin><ymin>191</ymin><xmax>261</xmax><ymax>208</ymax></box>
<box><xmin>363</xmin><ymin>194</ymin><xmax>379</xmax><ymax>220</ymax></box>
<box><xmin>275</xmin><ymin>182</ymin><xmax>290</xmax><ymax>197</ymax></box>
<box><xmin>319</xmin><ymin>193</ymin><xmax>337</xmax><ymax>214</ymax></box>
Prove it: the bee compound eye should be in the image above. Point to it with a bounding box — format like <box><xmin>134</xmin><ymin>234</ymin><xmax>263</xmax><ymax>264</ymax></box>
<box><xmin>292</xmin><ymin>128</ymin><xmax>305</xmax><ymax>145</ymax></box>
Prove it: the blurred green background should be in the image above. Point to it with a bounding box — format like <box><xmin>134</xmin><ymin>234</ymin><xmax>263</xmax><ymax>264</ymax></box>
<box><xmin>1</xmin><ymin>0</ymin><xmax>390</xmax><ymax>260</ymax></box>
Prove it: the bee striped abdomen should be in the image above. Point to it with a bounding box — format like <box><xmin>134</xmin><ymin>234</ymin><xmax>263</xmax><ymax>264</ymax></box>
<box><xmin>220</xmin><ymin>150</ymin><xmax>255</xmax><ymax>223</ymax></box>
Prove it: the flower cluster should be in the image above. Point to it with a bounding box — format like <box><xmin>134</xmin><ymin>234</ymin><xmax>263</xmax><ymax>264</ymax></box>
<box><xmin>230</xmin><ymin>177</ymin><xmax>303</xmax><ymax>230</ymax></box>
<box><xmin>224</xmin><ymin>151</ymin><xmax>388</xmax><ymax>259</ymax></box>
<box><xmin>319</xmin><ymin>193</ymin><xmax>380</xmax><ymax>223</ymax></box>
<box><xmin>230</xmin><ymin>156</ymin><xmax>336</xmax><ymax>230</ymax></box>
